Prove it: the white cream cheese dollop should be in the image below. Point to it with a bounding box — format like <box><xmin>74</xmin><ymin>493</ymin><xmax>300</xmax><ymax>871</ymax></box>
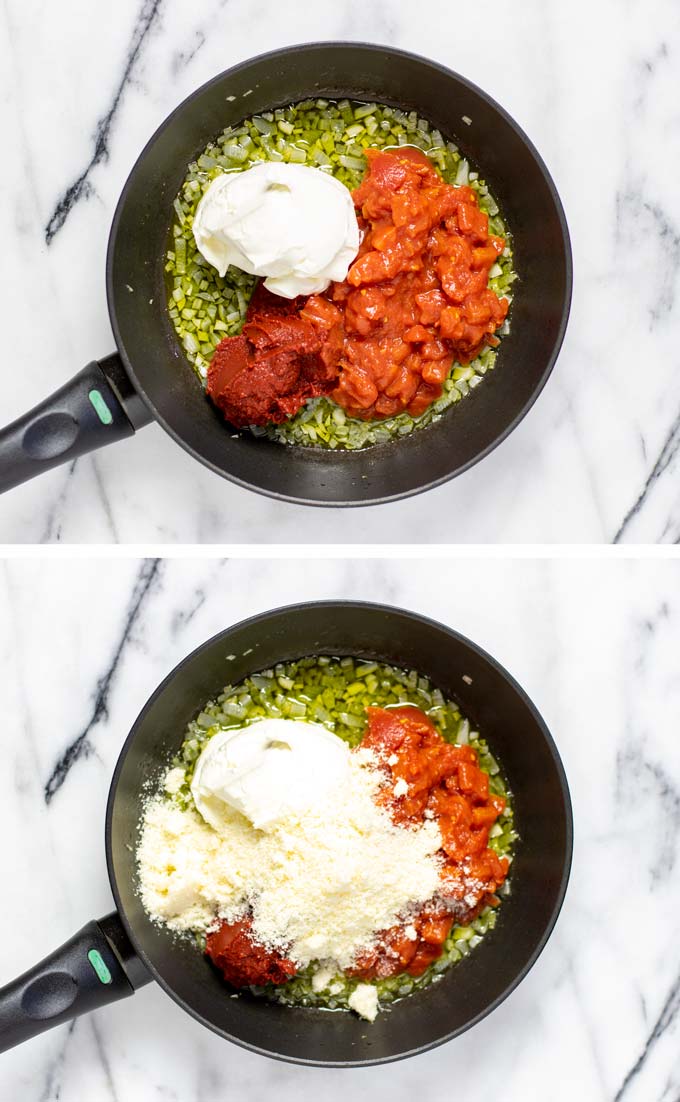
<box><xmin>192</xmin><ymin>163</ymin><xmax>360</xmax><ymax>298</ymax></box>
<box><xmin>190</xmin><ymin>718</ymin><xmax>351</xmax><ymax>832</ymax></box>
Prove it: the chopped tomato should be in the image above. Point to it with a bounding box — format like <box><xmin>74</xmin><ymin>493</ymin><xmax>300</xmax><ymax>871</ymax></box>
<box><xmin>349</xmin><ymin>704</ymin><xmax>509</xmax><ymax>980</ymax></box>
<box><xmin>329</xmin><ymin>148</ymin><xmax>509</xmax><ymax>419</ymax></box>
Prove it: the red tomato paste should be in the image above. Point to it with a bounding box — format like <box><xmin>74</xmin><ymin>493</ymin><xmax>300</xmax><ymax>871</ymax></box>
<box><xmin>206</xmin><ymin>284</ymin><xmax>338</xmax><ymax>428</ymax></box>
<box><xmin>207</xmin><ymin>148</ymin><xmax>508</xmax><ymax>427</ymax></box>
<box><xmin>205</xmin><ymin>915</ymin><xmax>297</xmax><ymax>987</ymax></box>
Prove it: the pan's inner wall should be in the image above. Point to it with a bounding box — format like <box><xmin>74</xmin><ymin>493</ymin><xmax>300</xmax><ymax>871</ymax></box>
<box><xmin>108</xmin><ymin>604</ymin><xmax>571</xmax><ymax>1066</ymax></box>
<box><xmin>107</xmin><ymin>44</ymin><xmax>570</xmax><ymax>505</ymax></box>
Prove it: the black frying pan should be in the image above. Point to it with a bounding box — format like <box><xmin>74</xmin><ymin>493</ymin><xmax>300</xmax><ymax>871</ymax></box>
<box><xmin>0</xmin><ymin>601</ymin><xmax>572</xmax><ymax>1066</ymax></box>
<box><xmin>0</xmin><ymin>42</ymin><xmax>571</xmax><ymax>507</ymax></box>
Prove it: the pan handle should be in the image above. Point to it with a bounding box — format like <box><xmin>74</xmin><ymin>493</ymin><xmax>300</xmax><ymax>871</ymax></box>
<box><xmin>0</xmin><ymin>912</ymin><xmax>151</xmax><ymax>1053</ymax></box>
<box><xmin>0</xmin><ymin>352</ymin><xmax>152</xmax><ymax>495</ymax></box>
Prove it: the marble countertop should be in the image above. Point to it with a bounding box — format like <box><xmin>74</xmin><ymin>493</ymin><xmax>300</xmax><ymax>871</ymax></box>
<box><xmin>0</xmin><ymin>554</ymin><xmax>678</xmax><ymax>1098</ymax></box>
<box><xmin>1</xmin><ymin>0</ymin><xmax>679</xmax><ymax>543</ymax></box>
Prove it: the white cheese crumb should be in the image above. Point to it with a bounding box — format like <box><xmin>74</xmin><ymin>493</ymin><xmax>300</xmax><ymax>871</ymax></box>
<box><xmin>329</xmin><ymin>981</ymin><xmax>343</xmax><ymax>995</ymax></box>
<box><xmin>424</xmin><ymin>809</ymin><xmax>434</xmax><ymax>819</ymax></box>
<box><xmin>163</xmin><ymin>768</ymin><xmax>186</xmax><ymax>795</ymax></box>
<box><xmin>387</xmin><ymin>754</ymin><xmax>398</xmax><ymax>766</ymax></box>
<box><xmin>462</xmin><ymin>674</ymin><xmax>473</xmax><ymax>685</ymax></box>
<box><xmin>353</xmin><ymin>747</ymin><xmax>376</xmax><ymax>767</ymax></box>
<box><xmin>348</xmin><ymin>984</ymin><xmax>379</xmax><ymax>1022</ymax></box>
<box><xmin>393</xmin><ymin>778</ymin><xmax>409</xmax><ymax>798</ymax></box>
<box><xmin>311</xmin><ymin>965</ymin><xmax>336</xmax><ymax>993</ymax></box>
<box><xmin>404</xmin><ymin>924</ymin><xmax>417</xmax><ymax>941</ymax></box>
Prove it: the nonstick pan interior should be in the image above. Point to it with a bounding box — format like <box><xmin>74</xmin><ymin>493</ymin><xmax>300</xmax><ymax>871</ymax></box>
<box><xmin>107</xmin><ymin>602</ymin><xmax>572</xmax><ymax>1066</ymax></box>
<box><xmin>107</xmin><ymin>42</ymin><xmax>571</xmax><ymax>506</ymax></box>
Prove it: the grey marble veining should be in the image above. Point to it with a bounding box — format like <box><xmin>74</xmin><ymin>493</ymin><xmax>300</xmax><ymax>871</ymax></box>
<box><xmin>0</xmin><ymin>556</ymin><xmax>679</xmax><ymax>1098</ymax></box>
<box><xmin>1</xmin><ymin>0</ymin><xmax>679</xmax><ymax>542</ymax></box>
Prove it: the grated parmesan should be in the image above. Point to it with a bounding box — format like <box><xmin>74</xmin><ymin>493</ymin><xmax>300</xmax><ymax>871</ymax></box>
<box><xmin>163</xmin><ymin>767</ymin><xmax>186</xmax><ymax>795</ymax></box>
<box><xmin>137</xmin><ymin>751</ymin><xmax>442</xmax><ymax>971</ymax></box>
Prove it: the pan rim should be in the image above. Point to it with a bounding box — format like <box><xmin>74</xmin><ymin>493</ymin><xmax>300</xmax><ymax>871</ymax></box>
<box><xmin>104</xmin><ymin>598</ymin><xmax>574</xmax><ymax>1066</ymax></box>
<box><xmin>105</xmin><ymin>40</ymin><xmax>573</xmax><ymax>508</ymax></box>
